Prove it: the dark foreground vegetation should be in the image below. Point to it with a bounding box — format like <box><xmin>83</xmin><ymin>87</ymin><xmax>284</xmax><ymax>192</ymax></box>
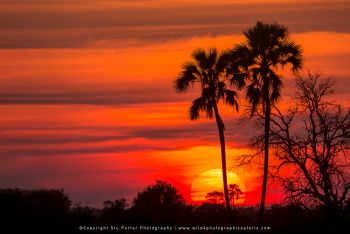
<box><xmin>1</xmin><ymin>181</ymin><xmax>350</xmax><ymax>234</ymax></box>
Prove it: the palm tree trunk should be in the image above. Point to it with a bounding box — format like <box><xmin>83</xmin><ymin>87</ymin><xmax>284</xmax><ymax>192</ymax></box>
<box><xmin>212</xmin><ymin>102</ymin><xmax>232</xmax><ymax>214</ymax></box>
<box><xmin>259</xmin><ymin>84</ymin><xmax>271</xmax><ymax>224</ymax></box>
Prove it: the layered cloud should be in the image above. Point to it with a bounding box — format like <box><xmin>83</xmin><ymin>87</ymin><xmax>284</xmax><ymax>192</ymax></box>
<box><xmin>1</xmin><ymin>32</ymin><xmax>350</xmax><ymax>106</ymax></box>
<box><xmin>0</xmin><ymin>0</ymin><xmax>349</xmax><ymax>48</ymax></box>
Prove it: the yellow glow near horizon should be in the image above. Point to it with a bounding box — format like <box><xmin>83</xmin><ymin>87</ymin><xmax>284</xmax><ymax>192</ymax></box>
<box><xmin>191</xmin><ymin>169</ymin><xmax>246</xmax><ymax>204</ymax></box>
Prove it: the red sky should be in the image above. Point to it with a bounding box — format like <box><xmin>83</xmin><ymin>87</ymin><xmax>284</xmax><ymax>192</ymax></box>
<box><xmin>0</xmin><ymin>0</ymin><xmax>349</xmax><ymax>207</ymax></box>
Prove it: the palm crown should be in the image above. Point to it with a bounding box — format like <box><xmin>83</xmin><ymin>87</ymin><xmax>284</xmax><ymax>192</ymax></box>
<box><xmin>228</xmin><ymin>22</ymin><xmax>303</xmax><ymax>114</ymax></box>
<box><xmin>174</xmin><ymin>48</ymin><xmax>239</xmax><ymax>125</ymax></box>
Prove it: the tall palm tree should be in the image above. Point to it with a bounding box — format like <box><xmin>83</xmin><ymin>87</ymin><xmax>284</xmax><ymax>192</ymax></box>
<box><xmin>227</xmin><ymin>22</ymin><xmax>303</xmax><ymax>220</ymax></box>
<box><xmin>174</xmin><ymin>48</ymin><xmax>239</xmax><ymax>213</ymax></box>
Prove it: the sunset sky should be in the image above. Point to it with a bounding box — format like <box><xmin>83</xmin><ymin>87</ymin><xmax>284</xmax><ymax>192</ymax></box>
<box><xmin>0</xmin><ymin>0</ymin><xmax>350</xmax><ymax>207</ymax></box>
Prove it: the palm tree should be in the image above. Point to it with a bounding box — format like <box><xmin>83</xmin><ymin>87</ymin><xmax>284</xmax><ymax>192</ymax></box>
<box><xmin>227</xmin><ymin>22</ymin><xmax>303</xmax><ymax>220</ymax></box>
<box><xmin>174</xmin><ymin>48</ymin><xmax>239</xmax><ymax>213</ymax></box>
<box><xmin>228</xmin><ymin>184</ymin><xmax>243</xmax><ymax>208</ymax></box>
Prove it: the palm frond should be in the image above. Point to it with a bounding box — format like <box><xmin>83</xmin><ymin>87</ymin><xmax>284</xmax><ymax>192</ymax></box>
<box><xmin>189</xmin><ymin>95</ymin><xmax>213</xmax><ymax>120</ymax></box>
<box><xmin>269</xmin><ymin>72</ymin><xmax>283</xmax><ymax>103</ymax></box>
<box><xmin>191</xmin><ymin>49</ymin><xmax>207</xmax><ymax>69</ymax></box>
<box><xmin>226</xmin><ymin>43</ymin><xmax>252</xmax><ymax>89</ymax></box>
<box><xmin>230</xmin><ymin>72</ymin><xmax>247</xmax><ymax>90</ymax></box>
<box><xmin>207</xmin><ymin>48</ymin><xmax>218</xmax><ymax>69</ymax></box>
<box><xmin>216</xmin><ymin>50</ymin><xmax>230</xmax><ymax>74</ymax></box>
<box><xmin>229</xmin><ymin>43</ymin><xmax>253</xmax><ymax>68</ymax></box>
<box><xmin>246</xmin><ymin>83</ymin><xmax>262</xmax><ymax>116</ymax></box>
<box><xmin>217</xmin><ymin>81</ymin><xmax>226</xmax><ymax>100</ymax></box>
<box><xmin>273</xmin><ymin>40</ymin><xmax>303</xmax><ymax>71</ymax></box>
<box><xmin>192</xmin><ymin>48</ymin><xmax>218</xmax><ymax>71</ymax></box>
<box><xmin>245</xmin><ymin>21</ymin><xmax>290</xmax><ymax>56</ymax></box>
<box><xmin>244</xmin><ymin>21</ymin><xmax>269</xmax><ymax>53</ymax></box>
<box><xmin>223</xmin><ymin>89</ymin><xmax>239</xmax><ymax>112</ymax></box>
<box><xmin>268</xmin><ymin>22</ymin><xmax>289</xmax><ymax>45</ymax></box>
<box><xmin>174</xmin><ymin>62</ymin><xmax>200</xmax><ymax>92</ymax></box>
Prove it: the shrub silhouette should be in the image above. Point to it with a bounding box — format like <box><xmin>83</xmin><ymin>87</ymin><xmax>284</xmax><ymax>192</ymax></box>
<box><xmin>100</xmin><ymin>199</ymin><xmax>129</xmax><ymax>224</ymax></box>
<box><xmin>129</xmin><ymin>180</ymin><xmax>191</xmax><ymax>225</ymax></box>
<box><xmin>205</xmin><ymin>190</ymin><xmax>224</xmax><ymax>204</ymax></box>
<box><xmin>0</xmin><ymin>188</ymin><xmax>71</xmax><ymax>233</ymax></box>
<box><xmin>205</xmin><ymin>184</ymin><xmax>243</xmax><ymax>208</ymax></box>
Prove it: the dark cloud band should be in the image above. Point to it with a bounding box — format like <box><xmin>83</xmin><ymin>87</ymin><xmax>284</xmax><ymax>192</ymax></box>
<box><xmin>0</xmin><ymin>1</ymin><xmax>349</xmax><ymax>48</ymax></box>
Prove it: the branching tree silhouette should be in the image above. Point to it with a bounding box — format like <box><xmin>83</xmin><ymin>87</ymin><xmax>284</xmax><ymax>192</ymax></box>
<box><xmin>206</xmin><ymin>191</ymin><xmax>224</xmax><ymax>205</ymax></box>
<box><xmin>131</xmin><ymin>180</ymin><xmax>187</xmax><ymax>224</ymax></box>
<box><xmin>174</xmin><ymin>48</ymin><xmax>239</xmax><ymax>213</ymax></box>
<box><xmin>264</xmin><ymin>73</ymin><xmax>350</xmax><ymax>216</ymax></box>
<box><xmin>227</xmin><ymin>22</ymin><xmax>303</xmax><ymax>221</ymax></box>
<box><xmin>228</xmin><ymin>184</ymin><xmax>243</xmax><ymax>208</ymax></box>
<box><xmin>205</xmin><ymin>184</ymin><xmax>243</xmax><ymax>208</ymax></box>
<box><xmin>101</xmin><ymin>199</ymin><xmax>129</xmax><ymax>224</ymax></box>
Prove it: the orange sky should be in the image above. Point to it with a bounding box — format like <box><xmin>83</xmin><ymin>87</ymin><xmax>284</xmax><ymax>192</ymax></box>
<box><xmin>0</xmin><ymin>0</ymin><xmax>349</xmax><ymax>207</ymax></box>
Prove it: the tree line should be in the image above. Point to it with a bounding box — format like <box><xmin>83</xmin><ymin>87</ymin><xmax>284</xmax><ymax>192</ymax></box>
<box><xmin>1</xmin><ymin>181</ymin><xmax>350</xmax><ymax>233</ymax></box>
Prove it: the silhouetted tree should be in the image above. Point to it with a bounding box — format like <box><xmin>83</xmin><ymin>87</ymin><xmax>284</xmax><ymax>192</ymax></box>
<box><xmin>70</xmin><ymin>203</ymin><xmax>96</xmax><ymax>226</ymax></box>
<box><xmin>100</xmin><ymin>199</ymin><xmax>129</xmax><ymax>224</ymax></box>
<box><xmin>103</xmin><ymin>198</ymin><xmax>128</xmax><ymax>210</ymax></box>
<box><xmin>205</xmin><ymin>191</ymin><xmax>224</xmax><ymax>204</ymax></box>
<box><xmin>228</xmin><ymin>184</ymin><xmax>243</xmax><ymax>208</ymax></box>
<box><xmin>265</xmin><ymin>73</ymin><xmax>350</xmax><ymax>216</ymax></box>
<box><xmin>0</xmin><ymin>188</ymin><xmax>72</xmax><ymax>233</ymax></box>
<box><xmin>206</xmin><ymin>184</ymin><xmax>243</xmax><ymax>208</ymax></box>
<box><xmin>130</xmin><ymin>180</ymin><xmax>189</xmax><ymax>224</ymax></box>
<box><xmin>174</xmin><ymin>48</ymin><xmax>239</xmax><ymax>212</ymax></box>
<box><xmin>227</xmin><ymin>22</ymin><xmax>303</xmax><ymax>220</ymax></box>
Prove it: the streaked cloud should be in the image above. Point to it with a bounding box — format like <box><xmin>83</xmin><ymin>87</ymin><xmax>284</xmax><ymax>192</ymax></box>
<box><xmin>0</xmin><ymin>0</ymin><xmax>349</xmax><ymax>48</ymax></box>
<box><xmin>0</xmin><ymin>32</ymin><xmax>349</xmax><ymax>106</ymax></box>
